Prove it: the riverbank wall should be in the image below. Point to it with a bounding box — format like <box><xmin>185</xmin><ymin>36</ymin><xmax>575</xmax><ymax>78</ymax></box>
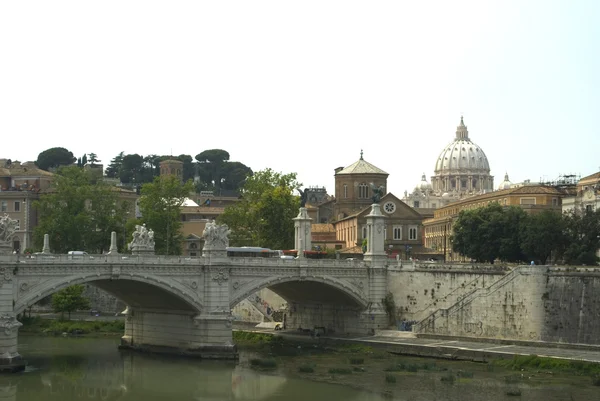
<box><xmin>399</xmin><ymin>264</ymin><xmax>600</xmax><ymax>345</ymax></box>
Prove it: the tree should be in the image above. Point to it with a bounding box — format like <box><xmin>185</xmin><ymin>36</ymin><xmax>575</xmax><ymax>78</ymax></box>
<box><xmin>36</xmin><ymin>147</ymin><xmax>76</xmax><ymax>171</ymax></box>
<box><xmin>81</xmin><ymin>154</ymin><xmax>88</xmax><ymax>166</ymax></box>
<box><xmin>119</xmin><ymin>154</ymin><xmax>144</xmax><ymax>184</ymax></box>
<box><xmin>87</xmin><ymin>153</ymin><xmax>100</xmax><ymax>166</ymax></box>
<box><xmin>33</xmin><ymin>166</ymin><xmax>132</xmax><ymax>253</ymax></box>
<box><xmin>218</xmin><ymin>168</ymin><xmax>301</xmax><ymax>250</ymax></box>
<box><xmin>452</xmin><ymin>203</ymin><xmax>507</xmax><ymax>263</ymax></box>
<box><xmin>138</xmin><ymin>175</ymin><xmax>194</xmax><ymax>255</ymax></box>
<box><xmin>195</xmin><ymin>149</ymin><xmax>230</xmax><ymax>190</ymax></box>
<box><xmin>498</xmin><ymin>206</ymin><xmax>528</xmax><ymax>263</ymax></box>
<box><xmin>51</xmin><ymin>285</ymin><xmax>90</xmax><ymax>320</ymax></box>
<box><xmin>562</xmin><ymin>207</ymin><xmax>600</xmax><ymax>265</ymax></box>
<box><xmin>105</xmin><ymin>151</ymin><xmax>124</xmax><ymax>179</ymax></box>
<box><xmin>520</xmin><ymin>210</ymin><xmax>566</xmax><ymax>264</ymax></box>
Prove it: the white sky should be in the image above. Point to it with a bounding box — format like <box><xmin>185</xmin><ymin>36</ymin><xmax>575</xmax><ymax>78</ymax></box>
<box><xmin>1</xmin><ymin>1</ymin><xmax>599</xmax><ymax>196</ymax></box>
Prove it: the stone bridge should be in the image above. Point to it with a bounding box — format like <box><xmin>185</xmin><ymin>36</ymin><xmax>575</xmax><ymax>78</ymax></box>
<box><xmin>0</xmin><ymin>205</ymin><xmax>390</xmax><ymax>371</ymax></box>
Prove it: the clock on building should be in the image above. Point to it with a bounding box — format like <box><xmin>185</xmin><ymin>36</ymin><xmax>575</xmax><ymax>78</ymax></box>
<box><xmin>383</xmin><ymin>201</ymin><xmax>396</xmax><ymax>214</ymax></box>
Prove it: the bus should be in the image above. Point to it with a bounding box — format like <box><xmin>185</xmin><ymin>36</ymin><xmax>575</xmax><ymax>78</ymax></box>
<box><xmin>226</xmin><ymin>247</ymin><xmax>282</xmax><ymax>258</ymax></box>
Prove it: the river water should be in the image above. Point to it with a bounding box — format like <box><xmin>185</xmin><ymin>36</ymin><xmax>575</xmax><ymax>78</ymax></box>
<box><xmin>3</xmin><ymin>336</ymin><xmax>599</xmax><ymax>400</ymax></box>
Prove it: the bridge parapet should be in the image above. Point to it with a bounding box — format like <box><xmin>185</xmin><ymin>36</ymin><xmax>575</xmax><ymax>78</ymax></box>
<box><xmin>0</xmin><ymin>254</ymin><xmax>208</xmax><ymax>265</ymax></box>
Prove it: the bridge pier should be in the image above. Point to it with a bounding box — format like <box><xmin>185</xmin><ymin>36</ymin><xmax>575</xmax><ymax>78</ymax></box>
<box><xmin>119</xmin><ymin>307</ymin><xmax>237</xmax><ymax>359</ymax></box>
<box><xmin>0</xmin><ymin>270</ymin><xmax>25</xmax><ymax>373</ymax></box>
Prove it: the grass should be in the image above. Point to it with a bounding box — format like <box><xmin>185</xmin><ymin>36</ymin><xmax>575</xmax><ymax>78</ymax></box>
<box><xmin>506</xmin><ymin>389</ymin><xmax>522</xmax><ymax>396</ymax></box>
<box><xmin>493</xmin><ymin>354</ymin><xmax>600</xmax><ymax>376</ymax></box>
<box><xmin>20</xmin><ymin>316</ymin><xmax>124</xmax><ymax>335</ymax></box>
<box><xmin>349</xmin><ymin>358</ymin><xmax>364</xmax><ymax>365</ymax></box>
<box><xmin>440</xmin><ymin>372</ymin><xmax>456</xmax><ymax>384</ymax></box>
<box><xmin>385</xmin><ymin>374</ymin><xmax>397</xmax><ymax>384</ymax></box>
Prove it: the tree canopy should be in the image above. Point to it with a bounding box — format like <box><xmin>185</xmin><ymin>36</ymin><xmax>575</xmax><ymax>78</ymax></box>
<box><xmin>36</xmin><ymin>147</ymin><xmax>76</xmax><ymax>171</ymax></box>
<box><xmin>195</xmin><ymin>149</ymin><xmax>252</xmax><ymax>192</ymax></box>
<box><xmin>137</xmin><ymin>175</ymin><xmax>195</xmax><ymax>255</ymax></box>
<box><xmin>52</xmin><ymin>285</ymin><xmax>90</xmax><ymax>320</ymax></box>
<box><xmin>33</xmin><ymin>166</ymin><xmax>132</xmax><ymax>253</ymax></box>
<box><xmin>452</xmin><ymin>203</ymin><xmax>599</xmax><ymax>265</ymax></box>
<box><xmin>218</xmin><ymin>168</ymin><xmax>301</xmax><ymax>250</ymax></box>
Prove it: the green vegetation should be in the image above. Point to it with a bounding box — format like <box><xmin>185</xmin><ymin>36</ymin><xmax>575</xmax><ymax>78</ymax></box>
<box><xmin>298</xmin><ymin>364</ymin><xmax>315</xmax><ymax>373</ymax></box>
<box><xmin>249</xmin><ymin>358</ymin><xmax>277</xmax><ymax>370</ymax></box>
<box><xmin>493</xmin><ymin>354</ymin><xmax>600</xmax><ymax>376</ymax></box>
<box><xmin>219</xmin><ymin>168</ymin><xmax>301</xmax><ymax>249</ymax></box>
<box><xmin>51</xmin><ymin>285</ymin><xmax>90</xmax><ymax>320</ymax></box>
<box><xmin>328</xmin><ymin>367</ymin><xmax>352</xmax><ymax>374</ymax></box>
<box><xmin>384</xmin><ymin>374</ymin><xmax>396</xmax><ymax>383</ymax></box>
<box><xmin>33</xmin><ymin>166</ymin><xmax>132</xmax><ymax>253</ymax></box>
<box><xmin>451</xmin><ymin>203</ymin><xmax>600</xmax><ymax>265</ymax></box>
<box><xmin>20</xmin><ymin>316</ymin><xmax>124</xmax><ymax>335</ymax></box>
<box><xmin>137</xmin><ymin>175</ymin><xmax>195</xmax><ymax>255</ymax></box>
<box><xmin>349</xmin><ymin>358</ymin><xmax>364</xmax><ymax>365</ymax></box>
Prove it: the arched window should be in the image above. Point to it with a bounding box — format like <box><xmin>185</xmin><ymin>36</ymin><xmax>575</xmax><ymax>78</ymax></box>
<box><xmin>358</xmin><ymin>183</ymin><xmax>368</xmax><ymax>199</ymax></box>
<box><xmin>170</xmin><ymin>168</ymin><xmax>175</xmax><ymax>174</ymax></box>
<box><xmin>343</xmin><ymin>184</ymin><xmax>348</xmax><ymax>198</ymax></box>
<box><xmin>177</xmin><ymin>169</ymin><xmax>181</xmax><ymax>176</ymax></box>
<box><xmin>190</xmin><ymin>243</ymin><xmax>197</xmax><ymax>249</ymax></box>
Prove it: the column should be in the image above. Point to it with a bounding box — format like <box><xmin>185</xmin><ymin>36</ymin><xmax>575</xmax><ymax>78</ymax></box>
<box><xmin>293</xmin><ymin>207</ymin><xmax>312</xmax><ymax>258</ymax></box>
<box><xmin>362</xmin><ymin>204</ymin><xmax>389</xmax><ymax>334</ymax></box>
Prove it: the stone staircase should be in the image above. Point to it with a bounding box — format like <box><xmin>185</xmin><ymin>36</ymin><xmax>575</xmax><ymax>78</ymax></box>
<box><xmin>413</xmin><ymin>266</ymin><xmax>529</xmax><ymax>334</ymax></box>
<box><xmin>247</xmin><ymin>296</ymin><xmax>274</xmax><ymax>322</ymax></box>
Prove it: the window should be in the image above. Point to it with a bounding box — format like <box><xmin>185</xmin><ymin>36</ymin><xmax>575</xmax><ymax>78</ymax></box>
<box><xmin>393</xmin><ymin>225</ymin><xmax>402</xmax><ymax>240</ymax></box>
<box><xmin>189</xmin><ymin>243</ymin><xmax>197</xmax><ymax>249</ymax></box>
<box><xmin>409</xmin><ymin>225</ymin><xmax>417</xmax><ymax>240</ymax></box>
<box><xmin>190</xmin><ymin>252</ymin><xmax>197</xmax><ymax>257</ymax></box>
<box><xmin>358</xmin><ymin>183</ymin><xmax>369</xmax><ymax>199</ymax></box>
<box><xmin>552</xmin><ymin>198</ymin><xmax>558</xmax><ymax>207</ymax></box>
<box><xmin>0</xmin><ymin>201</ymin><xmax>6</xmax><ymax>212</ymax></box>
<box><xmin>586</xmin><ymin>205</ymin><xmax>593</xmax><ymax>212</ymax></box>
<box><xmin>413</xmin><ymin>201</ymin><xmax>420</xmax><ymax>208</ymax></box>
<box><xmin>14</xmin><ymin>201</ymin><xmax>20</xmax><ymax>212</ymax></box>
<box><xmin>15</xmin><ymin>220</ymin><xmax>20</xmax><ymax>230</ymax></box>
<box><xmin>384</xmin><ymin>227</ymin><xmax>387</xmax><ymax>239</ymax></box>
<box><xmin>362</xmin><ymin>225</ymin><xmax>367</xmax><ymax>239</ymax></box>
<box><xmin>431</xmin><ymin>203</ymin><xmax>437</xmax><ymax>208</ymax></box>
<box><xmin>520</xmin><ymin>197</ymin><xmax>536</xmax><ymax>205</ymax></box>
<box><xmin>343</xmin><ymin>184</ymin><xmax>348</xmax><ymax>198</ymax></box>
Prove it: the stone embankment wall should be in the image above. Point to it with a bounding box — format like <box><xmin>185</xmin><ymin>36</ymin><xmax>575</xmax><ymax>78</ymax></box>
<box><xmin>409</xmin><ymin>265</ymin><xmax>600</xmax><ymax>345</ymax></box>
<box><xmin>388</xmin><ymin>263</ymin><xmax>508</xmax><ymax>323</ymax></box>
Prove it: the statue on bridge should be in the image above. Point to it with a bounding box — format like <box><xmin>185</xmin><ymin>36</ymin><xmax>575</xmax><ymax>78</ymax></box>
<box><xmin>128</xmin><ymin>224</ymin><xmax>155</xmax><ymax>254</ymax></box>
<box><xmin>370</xmin><ymin>183</ymin><xmax>385</xmax><ymax>204</ymax></box>
<box><xmin>297</xmin><ymin>188</ymin><xmax>309</xmax><ymax>208</ymax></box>
<box><xmin>0</xmin><ymin>214</ymin><xmax>18</xmax><ymax>254</ymax></box>
<box><xmin>202</xmin><ymin>220</ymin><xmax>230</xmax><ymax>251</ymax></box>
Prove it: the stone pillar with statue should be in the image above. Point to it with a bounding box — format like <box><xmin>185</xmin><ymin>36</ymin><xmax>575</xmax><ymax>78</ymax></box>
<box><xmin>0</xmin><ymin>215</ymin><xmax>26</xmax><ymax>372</ymax></box>
<box><xmin>360</xmin><ymin>185</ymin><xmax>390</xmax><ymax>333</ymax></box>
<box><xmin>194</xmin><ymin>220</ymin><xmax>237</xmax><ymax>358</ymax></box>
<box><xmin>127</xmin><ymin>224</ymin><xmax>155</xmax><ymax>256</ymax></box>
<box><xmin>293</xmin><ymin>188</ymin><xmax>312</xmax><ymax>258</ymax></box>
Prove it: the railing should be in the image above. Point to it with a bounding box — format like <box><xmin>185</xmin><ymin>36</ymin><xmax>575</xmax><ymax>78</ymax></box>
<box><xmin>0</xmin><ymin>254</ymin><xmax>368</xmax><ymax>269</ymax></box>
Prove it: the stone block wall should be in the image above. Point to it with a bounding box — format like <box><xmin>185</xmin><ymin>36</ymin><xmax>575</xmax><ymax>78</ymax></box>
<box><xmin>412</xmin><ymin>265</ymin><xmax>600</xmax><ymax>345</ymax></box>
<box><xmin>388</xmin><ymin>264</ymin><xmax>507</xmax><ymax>323</ymax></box>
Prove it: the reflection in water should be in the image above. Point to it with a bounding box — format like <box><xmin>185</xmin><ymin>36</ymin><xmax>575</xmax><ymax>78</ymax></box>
<box><xmin>5</xmin><ymin>337</ymin><xmax>600</xmax><ymax>401</ymax></box>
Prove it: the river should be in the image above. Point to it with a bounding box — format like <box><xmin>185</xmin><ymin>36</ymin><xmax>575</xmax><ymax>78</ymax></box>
<box><xmin>3</xmin><ymin>336</ymin><xmax>599</xmax><ymax>400</ymax></box>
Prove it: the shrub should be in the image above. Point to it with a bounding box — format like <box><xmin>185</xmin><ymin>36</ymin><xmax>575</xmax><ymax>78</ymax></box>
<box><xmin>349</xmin><ymin>358</ymin><xmax>364</xmax><ymax>365</ymax></box>
<box><xmin>249</xmin><ymin>358</ymin><xmax>277</xmax><ymax>370</ymax></box>
<box><xmin>298</xmin><ymin>365</ymin><xmax>315</xmax><ymax>373</ymax></box>
<box><xmin>440</xmin><ymin>373</ymin><xmax>455</xmax><ymax>384</ymax></box>
<box><xmin>385</xmin><ymin>374</ymin><xmax>397</xmax><ymax>384</ymax></box>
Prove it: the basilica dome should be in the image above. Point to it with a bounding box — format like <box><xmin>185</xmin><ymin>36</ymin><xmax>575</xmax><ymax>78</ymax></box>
<box><xmin>498</xmin><ymin>173</ymin><xmax>512</xmax><ymax>190</ymax></box>
<box><xmin>434</xmin><ymin>117</ymin><xmax>490</xmax><ymax>174</ymax></box>
<box><xmin>414</xmin><ymin>173</ymin><xmax>433</xmax><ymax>192</ymax></box>
<box><xmin>430</xmin><ymin>117</ymin><xmax>494</xmax><ymax>194</ymax></box>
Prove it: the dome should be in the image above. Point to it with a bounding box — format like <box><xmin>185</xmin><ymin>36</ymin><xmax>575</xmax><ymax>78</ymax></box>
<box><xmin>498</xmin><ymin>173</ymin><xmax>512</xmax><ymax>190</ymax></box>
<box><xmin>434</xmin><ymin>117</ymin><xmax>490</xmax><ymax>174</ymax></box>
<box><xmin>441</xmin><ymin>192</ymin><xmax>450</xmax><ymax>199</ymax></box>
<box><xmin>415</xmin><ymin>173</ymin><xmax>432</xmax><ymax>192</ymax></box>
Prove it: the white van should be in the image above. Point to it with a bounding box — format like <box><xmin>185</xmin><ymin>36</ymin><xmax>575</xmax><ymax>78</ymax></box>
<box><xmin>68</xmin><ymin>251</ymin><xmax>88</xmax><ymax>259</ymax></box>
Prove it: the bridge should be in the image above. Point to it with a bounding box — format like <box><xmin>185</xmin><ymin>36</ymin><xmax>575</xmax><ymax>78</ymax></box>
<box><xmin>0</xmin><ymin>205</ymin><xmax>391</xmax><ymax>372</ymax></box>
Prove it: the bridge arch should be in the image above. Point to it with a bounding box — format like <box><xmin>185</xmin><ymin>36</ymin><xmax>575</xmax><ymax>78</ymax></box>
<box><xmin>229</xmin><ymin>275</ymin><xmax>369</xmax><ymax>310</ymax></box>
<box><xmin>15</xmin><ymin>273</ymin><xmax>203</xmax><ymax>316</ymax></box>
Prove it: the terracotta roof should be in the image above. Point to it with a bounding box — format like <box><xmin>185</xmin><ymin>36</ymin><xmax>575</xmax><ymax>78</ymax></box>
<box><xmin>579</xmin><ymin>172</ymin><xmax>600</xmax><ymax>184</ymax></box>
<box><xmin>336</xmin><ymin>158</ymin><xmax>388</xmax><ymax>175</ymax></box>
<box><xmin>0</xmin><ymin>163</ymin><xmax>54</xmax><ymax>178</ymax></box>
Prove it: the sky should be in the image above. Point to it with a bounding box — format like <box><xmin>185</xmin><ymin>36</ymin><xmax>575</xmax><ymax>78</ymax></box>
<box><xmin>1</xmin><ymin>1</ymin><xmax>599</xmax><ymax>196</ymax></box>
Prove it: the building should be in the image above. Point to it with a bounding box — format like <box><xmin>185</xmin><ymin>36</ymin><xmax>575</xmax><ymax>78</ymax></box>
<box><xmin>333</xmin><ymin>151</ymin><xmax>388</xmax><ymax>220</ymax></box>
<box><xmin>423</xmin><ymin>184</ymin><xmax>565</xmax><ymax>261</ymax></box>
<box><xmin>0</xmin><ymin>160</ymin><xmax>54</xmax><ymax>252</ymax></box>
<box><xmin>562</xmin><ymin>171</ymin><xmax>600</xmax><ymax>214</ymax></box>
<box><xmin>159</xmin><ymin>159</ymin><xmax>184</xmax><ymax>183</ymax></box>
<box><xmin>403</xmin><ymin>117</ymin><xmax>494</xmax><ymax>210</ymax></box>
